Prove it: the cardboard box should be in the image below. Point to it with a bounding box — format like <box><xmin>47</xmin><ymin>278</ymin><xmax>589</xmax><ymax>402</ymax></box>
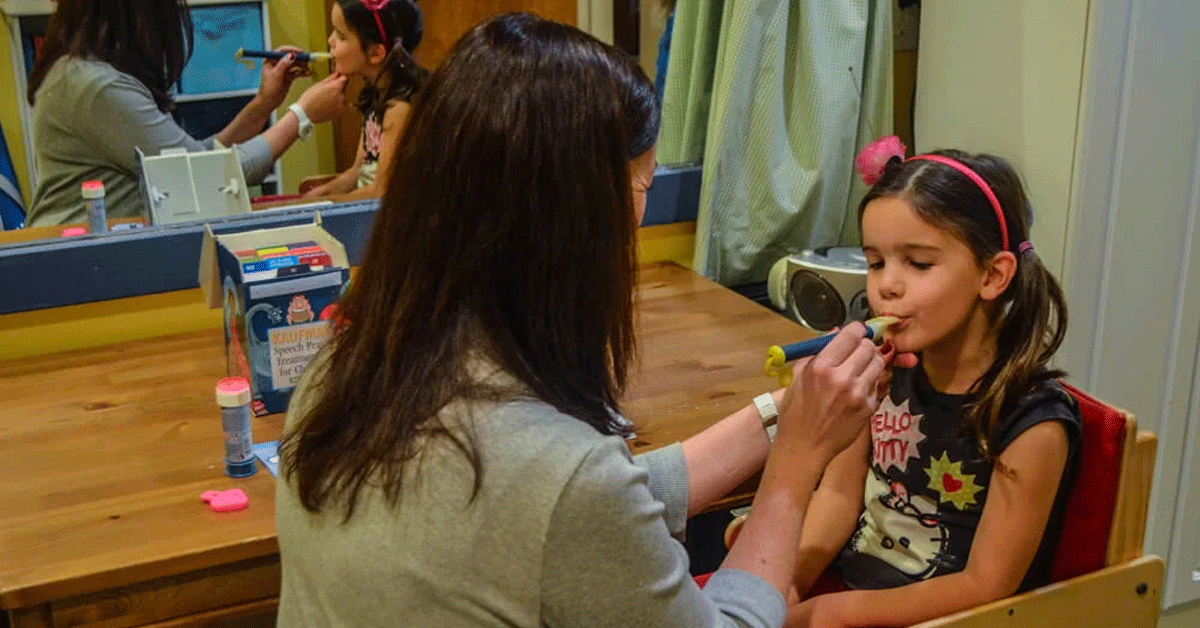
<box><xmin>200</xmin><ymin>218</ymin><xmax>349</xmax><ymax>416</ymax></box>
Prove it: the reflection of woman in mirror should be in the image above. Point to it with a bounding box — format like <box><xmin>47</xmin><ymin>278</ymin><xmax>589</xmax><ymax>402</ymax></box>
<box><xmin>24</xmin><ymin>0</ymin><xmax>349</xmax><ymax>227</ymax></box>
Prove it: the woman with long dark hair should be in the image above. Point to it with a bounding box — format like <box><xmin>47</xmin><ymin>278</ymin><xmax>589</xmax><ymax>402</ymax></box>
<box><xmin>275</xmin><ymin>13</ymin><xmax>890</xmax><ymax>628</ymax></box>
<box><xmin>24</xmin><ymin>0</ymin><xmax>348</xmax><ymax>226</ymax></box>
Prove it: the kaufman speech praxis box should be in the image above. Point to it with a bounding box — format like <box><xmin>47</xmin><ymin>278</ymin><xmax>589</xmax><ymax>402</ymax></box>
<box><xmin>200</xmin><ymin>219</ymin><xmax>349</xmax><ymax>415</ymax></box>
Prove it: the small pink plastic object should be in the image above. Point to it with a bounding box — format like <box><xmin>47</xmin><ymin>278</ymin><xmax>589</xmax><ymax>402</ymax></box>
<box><xmin>61</xmin><ymin>227</ymin><xmax>87</xmax><ymax>237</ymax></box>
<box><xmin>201</xmin><ymin>489</ymin><xmax>250</xmax><ymax>512</ymax></box>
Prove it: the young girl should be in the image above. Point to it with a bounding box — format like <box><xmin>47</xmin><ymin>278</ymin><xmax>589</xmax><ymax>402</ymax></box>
<box><xmin>786</xmin><ymin>137</ymin><xmax>1082</xmax><ymax>628</ymax></box>
<box><xmin>304</xmin><ymin>0</ymin><xmax>427</xmax><ymax>199</ymax></box>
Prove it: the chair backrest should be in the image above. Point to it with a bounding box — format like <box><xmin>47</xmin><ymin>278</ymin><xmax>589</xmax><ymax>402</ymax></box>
<box><xmin>1051</xmin><ymin>383</ymin><xmax>1146</xmax><ymax>582</ymax></box>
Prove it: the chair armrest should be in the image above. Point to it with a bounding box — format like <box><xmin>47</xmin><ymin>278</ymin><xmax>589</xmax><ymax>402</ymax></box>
<box><xmin>724</xmin><ymin>513</ymin><xmax>747</xmax><ymax>549</ymax></box>
<box><xmin>910</xmin><ymin>555</ymin><xmax>1164</xmax><ymax>628</ymax></box>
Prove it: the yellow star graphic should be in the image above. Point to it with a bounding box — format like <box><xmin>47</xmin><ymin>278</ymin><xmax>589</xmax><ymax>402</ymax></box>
<box><xmin>925</xmin><ymin>452</ymin><xmax>984</xmax><ymax>510</ymax></box>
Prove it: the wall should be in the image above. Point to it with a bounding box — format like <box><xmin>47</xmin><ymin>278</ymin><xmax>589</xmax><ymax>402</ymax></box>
<box><xmin>0</xmin><ymin>0</ymin><xmax>338</xmax><ymax>200</ymax></box>
<box><xmin>1059</xmin><ymin>0</ymin><xmax>1200</xmax><ymax>614</ymax></box>
<box><xmin>270</xmin><ymin>0</ymin><xmax>338</xmax><ymax>193</ymax></box>
<box><xmin>914</xmin><ymin>1</ymin><xmax>1091</xmax><ymax>281</ymax></box>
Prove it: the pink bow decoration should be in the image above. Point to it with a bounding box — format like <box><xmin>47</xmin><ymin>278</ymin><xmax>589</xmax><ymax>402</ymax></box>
<box><xmin>854</xmin><ymin>135</ymin><xmax>906</xmax><ymax>185</ymax></box>
<box><xmin>361</xmin><ymin>0</ymin><xmax>389</xmax><ymax>9</ymax></box>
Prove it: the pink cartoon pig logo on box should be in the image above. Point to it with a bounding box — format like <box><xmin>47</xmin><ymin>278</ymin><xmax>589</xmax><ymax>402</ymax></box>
<box><xmin>286</xmin><ymin>294</ymin><xmax>314</xmax><ymax>324</ymax></box>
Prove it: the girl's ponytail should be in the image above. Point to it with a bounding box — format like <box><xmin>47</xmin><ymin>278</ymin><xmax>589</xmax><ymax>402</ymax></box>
<box><xmin>967</xmin><ymin>247</ymin><xmax>1068</xmax><ymax>463</ymax></box>
<box><xmin>372</xmin><ymin>36</ymin><xmax>429</xmax><ymax>111</ymax></box>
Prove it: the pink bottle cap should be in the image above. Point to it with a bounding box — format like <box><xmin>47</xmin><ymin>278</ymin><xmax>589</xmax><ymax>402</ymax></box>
<box><xmin>81</xmin><ymin>180</ymin><xmax>105</xmax><ymax>199</ymax></box>
<box><xmin>60</xmin><ymin>227</ymin><xmax>87</xmax><ymax>237</ymax></box>
<box><xmin>215</xmin><ymin>377</ymin><xmax>251</xmax><ymax>407</ymax></box>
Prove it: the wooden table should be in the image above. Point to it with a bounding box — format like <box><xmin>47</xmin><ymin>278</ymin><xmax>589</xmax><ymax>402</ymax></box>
<box><xmin>0</xmin><ymin>262</ymin><xmax>813</xmax><ymax>628</ymax></box>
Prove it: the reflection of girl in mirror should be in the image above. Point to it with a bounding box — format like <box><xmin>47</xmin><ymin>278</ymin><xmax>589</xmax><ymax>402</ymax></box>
<box><xmin>24</xmin><ymin>0</ymin><xmax>349</xmax><ymax>227</ymax></box>
<box><xmin>302</xmin><ymin>0</ymin><xmax>428</xmax><ymax>200</ymax></box>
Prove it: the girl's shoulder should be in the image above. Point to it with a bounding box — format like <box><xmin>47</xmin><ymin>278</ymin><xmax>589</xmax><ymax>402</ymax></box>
<box><xmin>383</xmin><ymin>98</ymin><xmax>412</xmax><ymax>115</ymax></box>
<box><xmin>994</xmin><ymin>379</ymin><xmax>1082</xmax><ymax>452</ymax></box>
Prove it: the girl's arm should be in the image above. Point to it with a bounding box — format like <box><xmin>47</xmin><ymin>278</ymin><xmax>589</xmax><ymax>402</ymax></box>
<box><xmin>367</xmin><ymin>100</ymin><xmax>410</xmax><ymax>194</ymax></box>
<box><xmin>796</xmin><ymin>420</ymin><xmax>1070</xmax><ymax>628</ymax></box>
<box><xmin>792</xmin><ymin>427</ymin><xmax>870</xmax><ymax>595</ymax></box>
<box><xmin>320</xmin><ymin>101</ymin><xmax>412</xmax><ymax>202</ymax></box>
<box><xmin>303</xmin><ymin>142</ymin><xmax>366</xmax><ymax>197</ymax></box>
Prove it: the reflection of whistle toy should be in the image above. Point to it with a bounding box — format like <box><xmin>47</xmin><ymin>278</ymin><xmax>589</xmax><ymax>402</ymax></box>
<box><xmin>235</xmin><ymin>48</ymin><xmax>331</xmax><ymax>69</ymax></box>
<box><xmin>764</xmin><ymin>316</ymin><xmax>900</xmax><ymax>386</ymax></box>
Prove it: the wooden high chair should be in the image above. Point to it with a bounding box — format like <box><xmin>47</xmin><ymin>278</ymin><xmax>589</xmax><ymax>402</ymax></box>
<box><xmin>720</xmin><ymin>383</ymin><xmax>1163</xmax><ymax>628</ymax></box>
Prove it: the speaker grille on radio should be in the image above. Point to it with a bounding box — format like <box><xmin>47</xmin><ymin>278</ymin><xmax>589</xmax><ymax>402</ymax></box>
<box><xmin>789</xmin><ymin>270</ymin><xmax>846</xmax><ymax>331</ymax></box>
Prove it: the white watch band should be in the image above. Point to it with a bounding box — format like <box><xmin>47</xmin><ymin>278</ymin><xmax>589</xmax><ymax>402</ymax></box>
<box><xmin>288</xmin><ymin>103</ymin><xmax>313</xmax><ymax>140</ymax></box>
<box><xmin>753</xmin><ymin>393</ymin><xmax>779</xmax><ymax>441</ymax></box>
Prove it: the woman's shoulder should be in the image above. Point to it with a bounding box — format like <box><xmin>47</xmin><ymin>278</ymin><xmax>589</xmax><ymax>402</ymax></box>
<box><xmin>52</xmin><ymin>57</ymin><xmax>130</xmax><ymax>87</ymax></box>
<box><xmin>479</xmin><ymin>398</ymin><xmax>620</xmax><ymax>449</ymax></box>
<box><xmin>38</xmin><ymin>57</ymin><xmax>150</xmax><ymax>103</ymax></box>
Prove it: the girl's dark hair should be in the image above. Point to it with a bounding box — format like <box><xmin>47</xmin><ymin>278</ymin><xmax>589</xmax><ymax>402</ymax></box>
<box><xmin>28</xmin><ymin>0</ymin><xmax>193</xmax><ymax>111</ymax></box>
<box><xmin>337</xmin><ymin>0</ymin><xmax>429</xmax><ymax>120</ymax></box>
<box><xmin>282</xmin><ymin>12</ymin><xmax>661</xmax><ymax>519</ymax></box>
<box><xmin>860</xmin><ymin>150</ymin><xmax>1069</xmax><ymax>463</ymax></box>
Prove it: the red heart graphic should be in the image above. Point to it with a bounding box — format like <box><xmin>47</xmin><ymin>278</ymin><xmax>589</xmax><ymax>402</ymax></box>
<box><xmin>942</xmin><ymin>473</ymin><xmax>963</xmax><ymax>493</ymax></box>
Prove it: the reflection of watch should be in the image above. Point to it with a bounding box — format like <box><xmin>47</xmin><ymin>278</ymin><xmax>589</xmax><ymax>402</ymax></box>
<box><xmin>753</xmin><ymin>393</ymin><xmax>778</xmax><ymax>441</ymax></box>
<box><xmin>288</xmin><ymin>103</ymin><xmax>313</xmax><ymax>140</ymax></box>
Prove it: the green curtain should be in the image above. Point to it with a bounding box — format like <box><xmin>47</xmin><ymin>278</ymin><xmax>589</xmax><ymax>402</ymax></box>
<box><xmin>658</xmin><ymin>0</ymin><xmax>893</xmax><ymax>286</ymax></box>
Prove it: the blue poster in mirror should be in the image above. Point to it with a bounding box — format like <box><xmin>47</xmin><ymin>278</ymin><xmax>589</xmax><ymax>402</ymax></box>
<box><xmin>179</xmin><ymin>3</ymin><xmax>265</xmax><ymax>95</ymax></box>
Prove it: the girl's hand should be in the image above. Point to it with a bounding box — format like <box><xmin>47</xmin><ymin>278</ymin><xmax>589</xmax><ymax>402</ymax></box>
<box><xmin>807</xmin><ymin>594</ymin><xmax>853</xmax><ymax>628</ymax></box>
<box><xmin>874</xmin><ymin>340</ymin><xmax>918</xmax><ymax>400</ymax></box>
<box><xmin>258</xmin><ymin>46</ymin><xmax>312</xmax><ymax>109</ymax></box>
<box><xmin>784</xmin><ymin>596</ymin><xmax>816</xmax><ymax>628</ymax></box>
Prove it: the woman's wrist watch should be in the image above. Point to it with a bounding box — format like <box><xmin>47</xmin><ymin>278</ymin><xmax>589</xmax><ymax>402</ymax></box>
<box><xmin>753</xmin><ymin>393</ymin><xmax>778</xmax><ymax>442</ymax></box>
<box><xmin>288</xmin><ymin>103</ymin><xmax>313</xmax><ymax>140</ymax></box>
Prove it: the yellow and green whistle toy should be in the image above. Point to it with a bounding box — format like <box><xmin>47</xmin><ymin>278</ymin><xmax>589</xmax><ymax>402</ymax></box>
<box><xmin>764</xmin><ymin>316</ymin><xmax>900</xmax><ymax>386</ymax></box>
<box><xmin>235</xmin><ymin>48</ymin><xmax>332</xmax><ymax>70</ymax></box>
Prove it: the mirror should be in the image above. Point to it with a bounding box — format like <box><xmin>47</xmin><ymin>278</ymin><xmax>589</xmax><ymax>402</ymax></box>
<box><xmin>626</xmin><ymin>0</ymin><xmax>919</xmax><ymax>169</ymax></box>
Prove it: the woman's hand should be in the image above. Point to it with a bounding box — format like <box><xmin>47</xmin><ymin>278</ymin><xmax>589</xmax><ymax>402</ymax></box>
<box><xmin>296</xmin><ymin>73</ymin><xmax>348</xmax><ymax>125</ymax></box>
<box><xmin>257</xmin><ymin>46</ymin><xmax>312</xmax><ymax>110</ymax></box>
<box><xmin>776</xmin><ymin>323</ymin><xmax>885</xmax><ymax>464</ymax></box>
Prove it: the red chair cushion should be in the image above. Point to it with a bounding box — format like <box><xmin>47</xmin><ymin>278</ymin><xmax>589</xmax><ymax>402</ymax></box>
<box><xmin>694</xmin><ymin>572</ymin><xmax>712</xmax><ymax>588</ymax></box>
<box><xmin>250</xmin><ymin>193</ymin><xmax>306</xmax><ymax>205</ymax></box>
<box><xmin>1051</xmin><ymin>383</ymin><xmax>1128</xmax><ymax>582</ymax></box>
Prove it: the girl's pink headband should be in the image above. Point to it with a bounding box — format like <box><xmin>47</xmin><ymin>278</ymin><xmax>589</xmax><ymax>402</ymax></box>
<box><xmin>361</xmin><ymin>0</ymin><xmax>390</xmax><ymax>44</ymax></box>
<box><xmin>855</xmin><ymin>136</ymin><xmax>1028</xmax><ymax>254</ymax></box>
